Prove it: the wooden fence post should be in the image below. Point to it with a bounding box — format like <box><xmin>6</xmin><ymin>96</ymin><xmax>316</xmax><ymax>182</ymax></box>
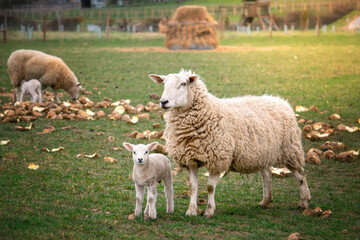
<box><xmin>316</xmin><ymin>15</ymin><xmax>320</xmax><ymax>37</ymax></box>
<box><xmin>269</xmin><ymin>16</ymin><xmax>273</xmax><ymax>38</ymax></box>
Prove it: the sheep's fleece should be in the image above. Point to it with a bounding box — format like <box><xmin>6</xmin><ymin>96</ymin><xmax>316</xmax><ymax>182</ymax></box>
<box><xmin>150</xmin><ymin>69</ymin><xmax>311</xmax><ymax>217</ymax></box>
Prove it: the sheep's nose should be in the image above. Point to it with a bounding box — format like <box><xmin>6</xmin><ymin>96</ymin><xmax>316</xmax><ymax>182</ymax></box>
<box><xmin>138</xmin><ymin>158</ymin><xmax>143</xmax><ymax>163</ymax></box>
<box><xmin>160</xmin><ymin>99</ymin><xmax>169</xmax><ymax>108</ymax></box>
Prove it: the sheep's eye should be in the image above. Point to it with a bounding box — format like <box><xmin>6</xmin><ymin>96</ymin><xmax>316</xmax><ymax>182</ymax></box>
<box><xmin>180</xmin><ymin>82</ymin><xmax>186</xmax><ymax>87</ymax></box>
<box><xmin>145</xmin><ymin>151</ymin><xmax>148</xmax><ymax>154</ymax></box>
<box><xmin>133</xmin><ymin>151</ymin><xmax>136</xmax><ymax>155</ymax></box>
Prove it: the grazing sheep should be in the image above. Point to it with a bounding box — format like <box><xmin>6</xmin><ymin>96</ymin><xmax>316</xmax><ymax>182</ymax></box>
<box><xmin>123</xmin><ymin>142</ymin><xmax>174</xmax><ymax>219</ymax></box>
<box><xmin>8</xmin><ymin>49</ymin><xmax>81</xmax><ymax>103</ymax></box>
<box><xmin>150</xmin><ymin>69</ymin><xmax>311</xmax><ymax>217</ymax></box>
<box><xmin>20</xmin><ymin>79</ymin><xmax>42</xmax><ymax>103</ymax></box>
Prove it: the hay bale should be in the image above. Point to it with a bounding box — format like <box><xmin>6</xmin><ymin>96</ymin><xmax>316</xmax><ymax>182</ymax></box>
<box><xmin>165</xmin><ymin>6</ymin><xmax>218</xmax><ymax>50</ymax></box>
<box><xmin>158</xmin><ymin>17</ymin><xmax>169</xmax><ymax>34</ymax></box>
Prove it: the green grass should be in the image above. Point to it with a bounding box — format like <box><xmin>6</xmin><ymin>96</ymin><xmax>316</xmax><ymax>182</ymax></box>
<box><xmin>0</xmin><ymin>31</ymin><xmax>360</xmax><ymax>239</ymax></box>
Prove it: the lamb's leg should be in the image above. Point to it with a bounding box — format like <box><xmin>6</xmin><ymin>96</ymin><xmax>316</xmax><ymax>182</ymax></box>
<box><xmin>164</xmin><ymin>172</ymin><xmax>174</xmax><ymax>214</ymax></box>
<box><xmin>186</xmin><ymin>166</ymin><xmax>198</xmax><ymax>216</ymax></box>
<box><xmin>292</xmin><ymin>168</ymin><xmax>311</xmax><ymax>209</ymax></box>
<box><xmin>204</xmin><ymin>172</ymin><xmax>220</xmax><ymax>218</ymax></box>
<box><xmin>53</xmin><ymin>89</ymin><xmax>61</xmax><ymax>104</ymax></box>
<box><xmin>134</xmin><ymin>183</ymin><xmax>145</xmax><ymax>217</ymax></box>
<box><xmin>146</xmin><ymin>183</ymin><xmax>157</xmax><ymax>219</ymax></box>
<box><xmin>30</xmin><ymin>90</ymin><xmax>38</xmax><ymax>103</ymax></box>
<box><xmin>37</xmin><ymin>88</ymin><xmax>42</xmax><ymax>103</ymax></box>
<box><xmin>258</xmin><ymin>167</ymin><xmax>273</xmax><ymax>208</ymax></box>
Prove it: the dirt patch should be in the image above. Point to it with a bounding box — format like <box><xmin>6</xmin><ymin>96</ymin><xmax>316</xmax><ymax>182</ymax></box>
<box><xmin>101</xmin><ymin>46</ymin><xmax>291</xmax><ymax>53</ymax></box>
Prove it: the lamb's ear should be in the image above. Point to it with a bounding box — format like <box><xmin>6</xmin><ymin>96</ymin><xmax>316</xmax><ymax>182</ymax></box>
<box><xmin>122</xmin><ymin>142</ymin><xmax>134</xmax><ymax>151</ymax></box>
<box><xmin>188</xmin><ymin>75</ymin><xmax>198</xmax><ymax>84</ymax></box>
<box><xmin>149</xmin><ymin>74</ymin><xmax>165</xmax><ymax>84</ymax></box>
<box><xmin>147</xmin><ymin>142</ymin><xmax>159</xmax><ymax>152</ymax></box>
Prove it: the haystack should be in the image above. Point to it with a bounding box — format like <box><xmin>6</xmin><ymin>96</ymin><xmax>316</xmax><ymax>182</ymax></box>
<box><xmin>164</xmin><ymin>6</ymin><xmax>218</xmax><ymax>50</ymax></box>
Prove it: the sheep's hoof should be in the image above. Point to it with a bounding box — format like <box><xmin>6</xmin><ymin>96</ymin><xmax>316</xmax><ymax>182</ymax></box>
<box><xmin>185</xmin><ymin>209</ymin><xmax>197</xmax><ymax>216</ymax></box>
<box><xmin>204</xmin><ymin>209</ymin><xmax>214</xmax><ymax>218</ymax></box>
<box><xmin>257</xmin><ymin>203</ymin><xmax>270</xmax><ymax>209</ymax></box>
<box><xmin>144</xmin><ymin>214</ymin><xmax>156</xmax><ymax>220</ymax></box>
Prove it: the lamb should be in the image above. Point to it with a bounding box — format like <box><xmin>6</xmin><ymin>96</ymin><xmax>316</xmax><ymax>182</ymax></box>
<box><xmin>122</xmin><ymin>141</ymin><xmax>174</xmax><ymax>219</ymax></box>
<box><xmin>8</xmin><ymin>49</ymin><xmax>82</xmax><ymax>103</ymax></box>
<box><xmin>150</xmin><ymin>69</ymin><xmax>311</xmax><ymax>218</ymax></box>
<box><xmin>20</xmin><ymin>79</ymin><xmax>42</xmax><ymax>103</ymax></box>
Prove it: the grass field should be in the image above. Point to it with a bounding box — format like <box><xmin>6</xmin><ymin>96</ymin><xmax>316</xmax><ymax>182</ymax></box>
<box><xmin>0</xmin><ymin>31</ymin><xmax>360</xmax><ymax>239</ymax></box>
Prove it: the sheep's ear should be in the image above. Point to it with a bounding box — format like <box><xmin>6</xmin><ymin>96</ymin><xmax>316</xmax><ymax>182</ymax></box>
<box><xmin>147</xmin><ymin>142</ymin><xmax>159</xmax><ymax>152</ymax></box>
<box><xmin>188</xmin><ymin>75</ymin><xmax>198</xmax><ymax>84</ymax></box>
<box><xmin>149</xmin><ymin>74</ymin><xmax>165</xmax><ymax>84</ymax></box>
<box><xmin>122</xmin><ymin>142</ymin><xmax>134</xmax><ymax>151</ymax></box>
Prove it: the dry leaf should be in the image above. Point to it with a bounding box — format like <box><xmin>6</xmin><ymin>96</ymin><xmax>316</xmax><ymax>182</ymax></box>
<box><xmin>305</xmin><ymin>151</ymin><xmax>321</xmax><ymax>165</ymax></box>
<box><xmin>335</xmin><ymin>152</ymin><xmax>354</xmax><ymax>162</ymax></box>
<box><xmin>295</xmin><ymin>106</ymin><xmax>308</xmax><ymax>112</ymax></box>
<box><xmin>197</xmin><ymin>198</ymin><xmax>207</xmax><ymax>205</ymax></box>
<box><xmin>152</xmin><ymin>123</ymin><xmax>161</xmax><ymax>128</ymax></box>
<box><xmin>85</xmin><ymin>109</ymin><xmax>95</xmax><ymax>117</ymax></box>
<box><xmin>271</xmin><ymin>167</ymin><xmax>292</xmax><ymax>177</ymax></box>
<box><xmin>113</xmin><ymin>105</ymin><xmax>125</xmax><ymax>115</ymax></box>
<box><xmin>329</xmin><ymin>114</ymin><xmax>341</xmax><ymax>120</ymax></box>
<box><xmin>113</xmin><ymin>147</ymin><xmax>122</xmax><ymax>151</ymax></box>
<box><xmin>309</xmin><ymin>105</ymin><xmax>319</xmax><ymax>112</ymax></box>
<box><xmin>297</xmin><ymin>119</ymin><xmax>306</xmax><ymax>124</ymax></box>
<box><xmin>287</xmin><ymin>232</ymin><xmax>302</xmax><ymax>240</ymax></box>
<box><xmin>323</xmin><ymin>150</ymin><xmax>335</xmax><ymax>159</ymax></box>
<box><xmin>303</xmin><ymin>207</ymin><xmax>332</xmax><ymax>218</ymax></box>
<box><xmin>128</xmin><ymin>213</ymin><xmax>136</xmax><ymax>220</ymax></box>
<box><xmin>320</xmin><ymin>141</ymin><xmax>346</xmax><ymax>151</ymax></box>
<box><xmin>345</xmin><ymin>126</ymin><xmax>359</xmax><ymax>133</ymax></box>
<box><xmin>32</xmin><ymin>106</ymin><xmax>46</xmax><ymax>112</ymax></box>
<box><xmin>39</xmin><ymin>126</ymin><xmax>56</xmax><ymax>134</ymax></box>
<box><xmin>149</xmin><ymin>93</ymin><xmax>160</xmax><ymax>100</ymax></box>
<box><xmin>85</xmin><ymin>153</ymin><xmax>100</xmax><ymax>159</ymax></box>
<box><xmin>41</xmin><ymin>147</ymin><xmax>65</xmax><ymax>153</ymax></box>
<box><xmin>1</xmin><ymin>140</ymin><xmax>10</xmax><ymax>146</ymax></box>
<box><xmin>137</xmin><ymin>113</ymin><xmax>150</xmax><ymax>120</ymax></box>
<box><xmin>62</xmin><ymin>101</ymin><xmax>72</xmax><ymax>107</ymax></box>
<box><xmin>28</xmin><ymin>162</ymin><xmax>39</xmax><ymax>170</ymax></box>
<box><xmin>15</xmin><ymin>122</ymin><xmax>34</xmax><ymax>131</ymax></box>
<box><xmin>104</xmin><ymin>157</ymin><xmax>118</xmax><ymax>163</ymax></box>
<box><xmin>128</xmin><ymin>116</ymin><xmax>139</xmax><ymax>125</ymax></box>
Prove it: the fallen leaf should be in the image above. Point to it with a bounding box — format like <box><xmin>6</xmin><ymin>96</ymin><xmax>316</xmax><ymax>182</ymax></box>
<box><xmin>287</xmin><ymin>232</ymin><xmax>302</xmax><ymax>240</ymax></box>
<box><xmin>28</xmin><ymin>162</ymin><xmax>39</xmax><ymax>170</ymax></box>
<box><xmin>15</xmin><ymin>122</ymin><xmax>34</xmax><ymax>131</ymax></box>
<box><xmin>345</xmin><ymin>126</ymin><xmax>359</xmax><ymax>133</ymax></box>
<box><xmin>303</xmin><ymin>207</ymin><xmax>332</xmax><ymax>218</ymax></box>
<box><xmin>295</xmin><ymin>106</ymin><xmax>308</xmax><ymax>113</ymax></box>
<box><xmin>32</xmin><ymin>106</ymin><xmax>46</xmax><ymax>112</ymax></box>
<box><xmin>321</xmin><ymin>209</ymin><xmax>332</xmax><ymax>218</ymax></box>
<box><xmin>197</xmin><ymin>198</ymin><xmax>207</xmax><ymax>205</ymax></box>
<box><xmin>113</xmin><ymin>105</ymin><xmax>125</xmax><ymax>115</ymax></box>
<box><xmin>61</xmin><ymin>126</ymin><xmax>72</xmax><ymax>130</ymax></box>
<box><xmin>62</xmin><ymin>101</ymin><xmax>72</xmax><ymax>107</ymax></box>
<box><xmin>107</xmin><ymin>136</ymin><xmax>115</xmax><ymax>142</ymax></box>
<box><xmin>152</xmin><ymin>123</ymin><xmax>161</xmax><ymax>128</ymax></box>
<box><xmin>85</xmin><ymin>109</ymin><xmax>96</xmax><ymax>117</ymax></box>
<box><xmin>309</xmin><ymin>105</ymin><xmax>319</xmax><ymax>112</ymax></box>
<box><xmin>323</xmin><ymin>150</ymin><xmax>335</xmax><ymax>159</ymax></box>
<box><xmin>113</xmin><ymin>147</ymin><xmax>122</xmax><ymax>151</ymax></box>
<box><xmin>149</xmin><ymin>93</ymin><xmax>160</xmax><ymax>100</ymax></box>
<box><xmin>104</xmin><ymin>157</ymin><xmax>118</xmax><ymax>163</ymax></box>
<box><xmin>1</xmin><ymin>140</ymin><xmax>10</xmax><ymax>145</ymax></box>
<box><xmin>38</xmin><ymin>126</ymin><xmax>56</xmax><ymax>134</ymax></box>
<box><xmin>305</xmin><ymin>151</ymin><xmax>321</xmax><ymax>165</ymax></box>
<box><xmin>84</xmin><ymin>153</ymin><xmax>100</xmax><ymax>159</ymax></box>
<box><xmin>271</xmin><ymin>167</ymin><xmax>292</xmax><ymax>177</ymax></box>
<box><xmin>329</xmin><ymin>114</ymin><xmax>341</xmax><ymax>120</ymax></box>
<box><xmin>128</xmin><ymin>213</ymin><xmax>136</xmax><ymax>220</ymax></box>
<box><xmin>320</xmin><ymin>141</ymin><xmax>346</xmax><ymax>151</ymax></box>
<box><xmin>335</xmin><ymin>152</ymin><xmax>354</xmax><ymax>162</ymax></box>
<box><xmin>128</xmin><ymin>116</ymin><xmax>139</xmax><ymax>125</ymax></box>
<box><xmin>41</xmin><ymin>147</ymin><xmax>65</xmax><ymax>153</ymax></box>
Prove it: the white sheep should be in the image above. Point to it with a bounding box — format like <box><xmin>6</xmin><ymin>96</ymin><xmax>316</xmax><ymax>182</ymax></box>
<box><xmin>8</xmin><ymin>49</ymin><xmax>82</xmax><ymax>103</ymax></box>
<box><xmin>20</xmin><ymin>79</ymin><xmax>42</xmax><ymax>103</ymax></box>
<box><xmin>150</xmin><ymin>69</ymin><xmax>311</xmax><ymax>218</ymax></box>
<box><xmin>123</xmin><ymin>141</ymin><xmax>174</xmax><ymax>219</ymax></box>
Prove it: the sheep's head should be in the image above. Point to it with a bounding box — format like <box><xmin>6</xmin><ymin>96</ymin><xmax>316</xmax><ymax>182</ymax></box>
<box><xmin>149</xmin><ymin>70</ymin><xmax>198</xmax><ymax>110</ymax></box>
<box><xmin>68</xmin><ymin>81</ymin><xmax>82</xmax><ymax>101</ymax></box>
<box><xmin>123</xmin><ymin>142</ymin><xmax>159</xmax><ymax>165</ymax></box>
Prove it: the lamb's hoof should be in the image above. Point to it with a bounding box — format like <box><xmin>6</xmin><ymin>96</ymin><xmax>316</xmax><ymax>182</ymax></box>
<box><xmin>204</xmin><ymin>209</ymin><xmax>214</xmax><ymax>218</ymax></box>
<box><xmin>185</xmin><ymin>209</ymin><xmax>197</xmax><ymax>216</ymax></box>
<box><xmin>167</xmin><ymin>209</ymin><xmax>174</xmax><ymax>214</ymax></box>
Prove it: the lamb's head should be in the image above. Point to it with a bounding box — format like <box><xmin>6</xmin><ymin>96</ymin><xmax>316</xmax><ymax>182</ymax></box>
<box><xmin>149</xmin><ymin>70</ymin><xmax>198</xmax><ymax>110</ymax></box>
<box><xmin>123</xmin><ymin>142</ymin><xmax>159</xmax><ymax>165</ymax></box>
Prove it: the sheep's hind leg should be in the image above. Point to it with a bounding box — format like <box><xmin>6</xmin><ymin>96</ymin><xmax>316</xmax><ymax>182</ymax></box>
<box><xmin>204</xmin><ymin>172</ymin><xmax>220</xmax><ymax>218</ymax></box>
<box><xmin>292</xmin><ymin>168</ymin><xmax>311</xmax><ymax>209</ymax></box>
<box><xmin>15</xmin><ymin>87</ymin><xmax>21</xmax><ymax>102</ymax></box>
<box><xmin>186</xmin><ymin>166</ymin><xmax>198</xmax><ymax>216</ymax></box>
<box><xmin>134</xmin><ymin>183</ymin><xmax>145</xmax><ymax>217</ymax></box>
<box><xmin>258</xmin><ymin>167</ymin><xmax>273</xmax><ymax>208</ymax></box>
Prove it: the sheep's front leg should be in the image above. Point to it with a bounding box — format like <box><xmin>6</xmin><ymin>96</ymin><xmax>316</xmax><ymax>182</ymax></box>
<box><xmin>146</xmin><ymin>183</ymin><xmax>158</xmax><ymax>219</ymax></box>
<box><xmin>186</xmin><ymin>166</ymin><xmax>199</xmax><ymax>216</ymax></box>
<box><xmin>134</xmin><ymin>183</ymin><xmax>145</xmax><ymax>217</ymax></box>
<box><xmin>292</xmin><ymin>168</ymin><xmax>311</xmax><ymax>209</ymax></box>
<box><xmin>20</xmin><ymin>91</ymin><xmax>26</xmax><ymax>103</ymax></box>
<box><xmin>259</xmin><ymin>167</ymin><xmax>273</xmax><ymax>208</ymax></box>
<box><xmin>164</xmin><ymin>173</ymin><xmax>174</xmax><ymax>214</ymax></box>
<box><xmin>204</xmin><ymin>172</ymin><xmax>220</xmax><ymax>218</ymax></box>
<box><xmin>53</xmin><ymin>89</ymin><xmax>61</xmax><ymax>104</ymax></box>
<box><xmin>15</xmin><ymin>87</ymin><xmax>21</xmax><ymax>102</ymax></box>
<box><xmin>37</xmin><ymin>88</ymin><xmax>42</xmax><ymax>103</ymax></box>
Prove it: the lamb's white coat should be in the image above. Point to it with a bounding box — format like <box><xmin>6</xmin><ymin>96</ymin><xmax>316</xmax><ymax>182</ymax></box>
<box><xmin>150</xmin><ymin>69</ymin><xmax>311</xmax><ymax>217</ymax></box>
<box><xmin>20</xmin><ymin>79</ymin><xmax>42</xmax><ymax>103</ymax></box>
<box><xmin>123</xmin><ymin>142</ymin><xmax>174</xmax><ymax>219</ymax></box>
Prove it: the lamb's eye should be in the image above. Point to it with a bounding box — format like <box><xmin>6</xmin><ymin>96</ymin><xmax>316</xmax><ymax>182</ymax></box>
<box><xmin>133</xmin><ymin>151</ymin><xmax>136</xmax><ymax>155</ymax></box>
<box><xmin>180</xmin><ymin>82</ymin><xmax>186</xmax><ymax>87</ymax></box>
<box><xmin>145</xmin><ymin>151</ymin><xmax>148</xmax><ymax>154</ymax></box>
